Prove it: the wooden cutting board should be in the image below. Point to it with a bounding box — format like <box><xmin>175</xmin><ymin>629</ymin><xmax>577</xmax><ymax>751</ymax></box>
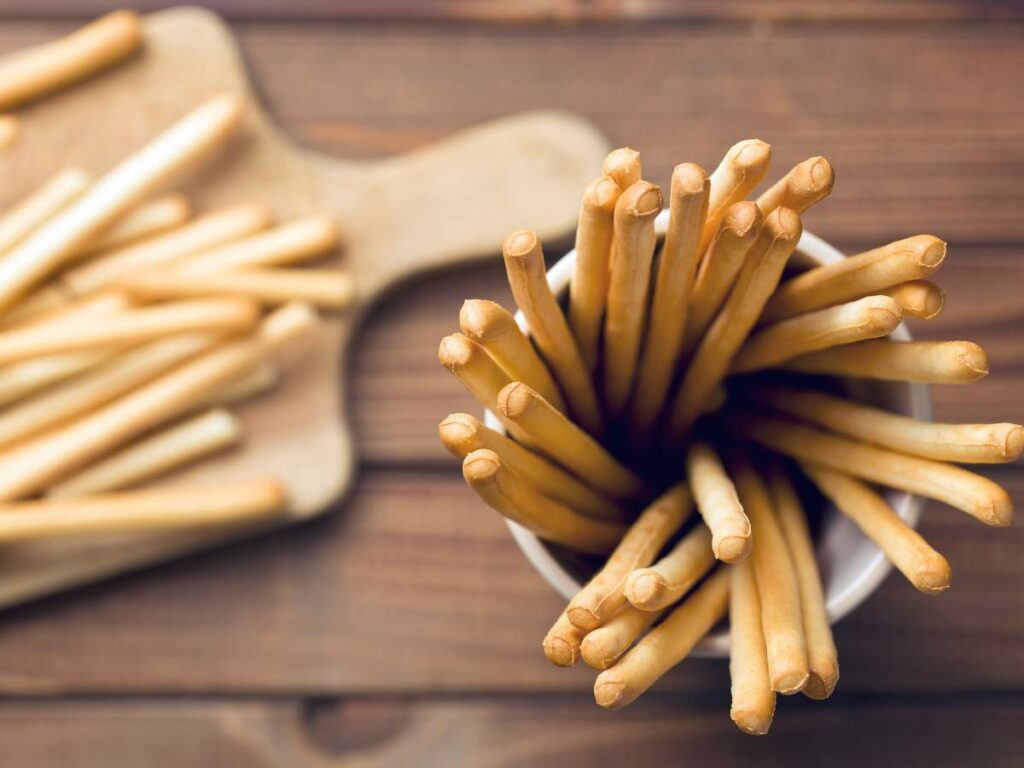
<box><xmin>0</xmin><ymin>7</ymin><xmax>608</xmax><ymax>607</ymax></box>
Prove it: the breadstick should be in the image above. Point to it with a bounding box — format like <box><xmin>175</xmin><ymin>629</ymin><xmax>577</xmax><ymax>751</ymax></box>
<box><xmin>0</xmin><ymin>114</ymin><xmax>16</xmax><ymax>149</ymax></box>
<box><xmin>567</xmin><ymin>483</ymin><xmax>691</xmax><ymax>630</ymax></box>
<box><xmin>755</xmin><ymin>156</ymin><xmax>835</xmax><ymax>217</ymax></box>
<box><xmin>624</xmin><ymin>524</ymin><xmax>715</xmax><ymax>611</ymax></box>
<box><xmin>543</xmin><ymin>611</ymin><xmax>587</xmax><ymax>667</ymax></box>
<box><xmin>462</xmin><ymin>449</ymin><xmax>625</xmax><ymax>555</ymax></box>
<box><xmin>700</xmin><ymin>139</ymin><xmax>772</xmax><ymax>254</ymax></box>
<box><xmin>785</xmin><ymin>339</ymin><xmax>988</xmax><ymax>385</ymax></box>
<box><xmin>762</xmin><ymin>235</ymin><xmax>946</xmax><ymax>323</ymax></box>
<box><xmin>438</xmin><ymin>413</ymin><xmax>628</xmax><ymax>522</ymax></box>
<box><xmin>568</xmin><ymin>176</ymin><xmax>620</xmax><ymax>372</ymax></box>
<box><xmin>580</xmin><ymin>604</ymin><xmax>666</xmax><ymax>670</ymax></box>
<box><xmin>882</xmin><ymin>280</ymin><xmax>945</xmax><ymax>320</ymax></box>
<box><xmin>0</xmin><ymin>480</ymin><xmax>287</xmax><ymax>542</ymax></box>
<box><xmin>602</xmin><ymin>147</ymin><xmax>642</xmax><ymax>190</ymax></box>
<box><xmin>801</xmin><ymin>463</ymin><xmax>952</xmax><ymax>594</ymax></box>
<box><xmin>685</xmin><ymin>441</ymin><xmax>750</xmax><ymax>562</ymax></box>
<box><xmin>593</xmin><ymin>568</ymin><xmax>729</xmax><ymax>710</ymax></box>
<box><xmin>769</xmin><ymin>468</ymin><xmax>838</xmax><ymax>700</ymax></box>
<box><xmin>0</xmin><ymin>168</ymin><xmax>91</xmax><ymax>256</ymax></box>
<box><xmin>48</xmin><ymin>409</ymin><xmax>243</xmax><ymax>497</ymax></box>
<box><xmin>0</xmin><ymin>11</ymin><xmax>142</xmax><ymax>111</ymax></box>
<box><xmin>730</xmin><ymin>414</ymin><xmax>1013</xmax><ymax>526</ymax></box>
<box><xmin>752</xmin><ymin>384</ymin><xmax>1024</xmax><ymax>463</ymax></box>
<box><xmin>603</xmin><ymin>181</ymin><xmax>662</xmax><ymax>416</ymax></box>
<box><xmin>731</xmin><ymin>295</ymin><xmax>902</xmax><ymax>374</ymax></box>
<box><xmin>666</xmin><ymin>207</ymin><xmax>802</xmax><ymax>441</ymax></box>
<box><xmin>631</xmin><ymin>164</ymin><xmax>709</xmax><ymax>437</ymax></box>
<box><xmin>498</xmin><ymin>382</ymin><xmax>649</xmax><ymax>502</ymax></box>
<box><xmin>459</xmin><ymin>299</ymin><xmax>565</xmax><ymax>411</ymax></box>
<box><xmin>83</xmin><ymin>194</ymin><xmax>192</xmax><ymax>255</ymax></box>
<box><xmin>502</xmin><ymin>230</ymin><xmax>602</xmax><ymax>434</ymax></box>
<box><xmin>729</xmin><ymin>558</ymin><xmax>775</xmax><ymax>735</ymax></box>
<box><xmin>209</xmin><ymin>363</ymin><xmax>279</xmax><ymax>406</ymax></box>
<box><xmin>0</xmin><ymin>95</ymin><xmax>243</xmax><ymax>310</ymax></box>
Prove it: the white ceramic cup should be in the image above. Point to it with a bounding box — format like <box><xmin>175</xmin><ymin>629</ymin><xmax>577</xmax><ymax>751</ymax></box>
<box><xmin>485</xmin><ymin>209</ymin><xmax>931</xmax><ymax>657</ymax></box>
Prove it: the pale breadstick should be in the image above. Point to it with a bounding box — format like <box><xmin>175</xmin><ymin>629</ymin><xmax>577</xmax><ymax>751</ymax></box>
<box><xmin>731</xmin><ymin>295</ymin><xmax>902</xmax><ymax>374</ymax></box>
<box><xmin>729</xmin><ymin>558</ymin><xmax>775</xmax><ymax>735</ymax></box>
<box><xmin>801</xmin><ymin>463</ymin><xmax>952</xmax><ymax>594</ymax></box>
<box><xmin>685</xmin><ymin>441</ymin><xmax>750</xmax><ymax>562</ymax></box>
<box><xmin>0</xmin><ymin>114</ymin><xmax>16</xmax><ymax>149</ymax></box>
<box><xmin>543</xmin><ymin>611</ymin><xmax>586</xmax><ymax>667</ymax></box>
<box><xmin>438</xmin><ymin>413</ymin><xmax>628</xmax><ymax>522</ymax></box>
<box><xmin>209</xmin><ymin>363</ymin><xmax>279</xmax><ymax>406</ymax></box>
<box><xmin>462</xmin><ymin>449</ymin><xmax>625</xmax><ymax>555</ymax></box>
<box><xmin>752</xmin><ymin>384</ymin><xmax>1023</xmax><ymax>463</ymax></box>
<box><xmin>48</xmin><ymin>409</ymin><xmax>242</xmax><ymax>497</ymax></box>
<box><xmin>568</xmin><ymin>176</ymin><xmax>620</xmax><ymax>372</ymax></box>
<box><xmin>769</xmin><ymin>468</ymin><xmax>838</xmax><ymax>700</ymax></box>
<box><xmin>882</xmin><ymin>280</ymin><xmax>945</xmax><ymax>320</ymax></box>
<box><xmin>459</xmin><ymin>299</ymin><xmax>565</xmax><ymax>411</ymax></box>
<box><xmin>0</xmin><ymin>11</ymin><xmax>142</xmax><ymax>111</ymax></box>
<box><xmin>498</xmin><ymin>382</ymin><xmax>649</xmax><ymax>502</ymax></box>
<box><xmin>762</xmin><ymin>235</ymin><xmax>946</xmax><ymax>323</ymax></box>
<box><xmin>83</xmin><ymin>194</ymin><xmax>192</xmax><ymax>255</ymax></box>
<box><xmin>602</xmin><ymin>147</ymin><xmax>642</xmax><ymax>190</ymax></box>
<box><xmin>0</xmin><ymin>480</ymin><xmax>287</xmax><ymax>542</ymax></box>
<box><xmin>0</xmin><ymin>95</ymin><xmax>244</xmax><ymax>310</ymax></box>
<box><xmin>580</xmin><ymin>604</ymin><xmax>666</xmax><ymax>670</ymax></box>
<box><xmin>700</xmin><ymin>139</ymin><xmax>772</xmax><ymax>254</ymax></box>
<box><xmin>502</xmin><ymin>230</ymin><xmax>602</xmax><ymax>434</ymax></box>
<box><xmin>666</xmin><ymin>207</ymin><xmax>802</xmax><ymax>441</ymax></box>
<box><xmin>730</xmin><ymin>414</ymin><xmax>1013</xmax><ymax>526</ymax></box>
<box><xmin>0</xmin><ymin>168</ymin><xmax>91</xmax><ymax>256</ymax></box>
<box><xmin>593</xmin><ymin>568</ymin><xmax>729</xmax><ymax>710</ymax></box>
<box><xmin>756</xmin><ymin>156</ymin><xmax>835</xmax><ymax>217</ymax></box>
<box><xmin>630</xmin><ymin>165</ymin><xmax>709</xmax><ymax>437</ymax></box>
<box><xmin>567</xmin><ymin>483</ymin><xmax>691</xmax><ymax>630</ymax></box>
<box><xmin>624</xmin><ymin>524</ymin><xmax>715</xmax><ymax>611</ymax></box>
<box><xmin>783</xmin><ymin>339</ymin><xmax>989</xmax><ymax>384</ymax></box>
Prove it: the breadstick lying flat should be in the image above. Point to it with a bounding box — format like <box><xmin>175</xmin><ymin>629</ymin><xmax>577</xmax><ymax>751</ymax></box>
<box><xmin>731</xmin><ymin>295</ymin><xmax>902</xmax><ymax>374</ymax></box>
<box><xmin>0</xmin><ymin>168</ymin><xmax>91</xmax><ymax>256</ymax></box>
<box><xmin>729</xmin><ymin>558</ymin><xmax>775</xmax><ymax>735</ymax></box>
<box><xmin>0</xmin><ymin>11</ymin><xmax>142</xmax><ymax>111</ymax></box>
<box><xmin>700</xmin><ymin>139</ymin><xmax>772</xmax><ymax>254</ymax></box>
<box><xmin>769</xmin><ymin>468</ymin><xmax>838</xmax><ymax>700</ymax></box>
<box><xmin>603</xmin><ymin>181</ymin><xmax>663</xmax><ymax>417</ymax></box>
<box><xmin>756</xmin><ymin>156</ymin><xmax>835</xmax><ymax>217</ymax></box>
<box><xmin>543</xmin><ymin>611</ymin><xmax>587</xmax><ymax>667</ymax></box>
<box><xmin>581</xmin><ymin>604</ymin><xmax>666</xmax><ymax>670</ymax></box>
<box><xmin>801</xmin><ymin>463</ymin><xmax>952</xmax><ymax>594</ymax></box>
<box><xmin>502</xmin><ymin>230</ymin><xmax>602</xmax><ymax>435</ymax></box>
<box><xmin>761</xmin><ymin>235</ymin><xmax>946</xmax><ymax>323</ymax></box>
<box><xmin>602</xmin><ymin>147</ymin><xmax>642</xmax><ymax>190</ymax></box>
<box><xmin>0</xmin><ymin>115</ymin><xmax>16</xmax><ymax>150</ymax></box>
<box><xmin>685</xmin><ymin>441</ymin><xmax>751</xmax><ymax>562</ymax></box>
<box><xmin>783</xmin><ymin>339</ymin><xmax>989</xmax><ymax>384</ymax></box>
<box><xmin>752</xmin><ymin>384</ymin><xmax>1023</xmax><ymax>463</ymax></box>
<box><xmin>462</xmin><ymin>449</ymin><xmax>625</xmax><ymax>555</ymax></box>
<box><xmin>498</xmin><ymin>382</ymin><xmax>649</xmax><ymax>502</ymax></box>
<box><xmin>593</xmin><ymin>568</ymin><xmax>729</xmax><ymax>710</ymax></box>
<box><xmin>459</xmin><ymin>299</ymin><xmax>565</xmax><ymax>411</ymax></box>
<box><xmin>730</xmin><ymin>414</ymin><xmax>1013</xmax><ymax>526</ymax></box>
<box><xmin>567</xmin><ymin>483</ymin><xmax>691</xmax><ymax>630</ymax></box>
<box><xmin>83</xmin><ymin>194</ymin><xmax>192</xmax><ymax>256</ymax></box>
<box><xmin>438</xmin><ymin>413</ymin><xmax>628</xmax><ymax>522</ymax></box>
<box><xmin>624</xmin><ymin>523</ymin><xmax>715</xmax><ymax>611</ymax></box>
<box><xmin>568</xmin><ymin>176</ymin><xmax>620</xmax><ymax>372</ymax></box>
<box><xmin>882</xmin><ymin>280</ymin><xmax>945</xmax><ymax>320</ymax></box>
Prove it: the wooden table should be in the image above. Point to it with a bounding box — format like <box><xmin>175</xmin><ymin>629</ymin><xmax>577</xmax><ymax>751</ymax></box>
<box><xmin>0</xmin><ymin>4</ymin><xmax>1021</xmax><ymax>765</ymax></box>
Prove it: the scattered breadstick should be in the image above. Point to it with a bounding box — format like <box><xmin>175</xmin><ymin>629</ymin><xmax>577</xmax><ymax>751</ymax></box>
<box><xmin>593</xmin><ymin>568</ymin><xmax>729</xmax><ymax>710</ymax></box>
<box><xmin>685</xmin><ymin>441</ymin><xmax>751</xmax><ymax>562</ymax></box>
<box><xmin>602</xmin><ymin>147</ymin><xmax>642</xmax><ymax>190</ymax></box>
<box><xmin>756</xmin><ymin>156</ymin><xmax>835</xmax><ymax>217</ymax></box>
<box><xmin>783</xmin><ymin>339</ymin><xmax>989</xmax><ymax>384</ymax></box>
<box><xmin>801</xmin><ymin>463</ymin><xmax>952</xmax><ymax>594</ymax></box>
<box><xmin>701</xmin><ymin>139</ymin><xmax>772</xmax><ymax>253</ymax></box>
<box><xmin>0</xmin><ymin>114</ymin><xmax>17</xmax><ymax>149</ymax></box>
<box><xmin>210</xmin><ymin>363</ymin><xmax>279</xmax><ymax>407</ymax></box>
<box><xmin>731</xmin><ymin>295</ymin><xmax>902</xmax><ymax>374</ymax></box>
<box><xmin>881</xmin><ymin>280</ymin><xmax>945</xmax><ymax>319</ymax></box>
<box><xmin>0</xmin><ymin>169</ymin><xmax>91</xmax><ymax>256</ymax></box>
<box><xmin>83</xmin><ymin>194</ymin><xmax>192</xmax><ymax>255</ymax></box>
<box><xmin>0</xmin><ymin>10</ymin><xmax>142</xmax><ymax>112</ymax></box>
<box><xmin>543</xmin><ymin>611</ymin><xmax>587</xmax><ymax>667</ymax></box>
<box><xmin>624</xmin><ymin>523</ymin><xmax>715</xmax><ymax>611</ymax></box>
<box><xmin>580</xmin><ymin>604</ymin><xmax>667</xmax><ymax>670</ymax></box>
<box><xmin>729</xmin><ymin>558</ymin><xmax>776</xmax><ymax>735</ymax></box>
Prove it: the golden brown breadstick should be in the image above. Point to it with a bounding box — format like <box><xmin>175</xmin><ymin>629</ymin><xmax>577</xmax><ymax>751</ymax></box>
<box><xmin>580</xmin><ymin>604</ymin><xmax>666</xmax><ymax>670</ymax></box>
<box><xmin>462</xmin><ymin>449</ymin><xmax>625</xmax><ymax>555</ymax></box>
<box><xmin>783</xmin><ymin>339</ymin><xmax>989</xmax><ymax>384</ymax></box>
<box><xmin>0</xmin><ymin>114</ymin><xmax>16</xmax><ymax>149</ymax></box>
<box><xmin>624</xmin><ymin>524</ymin><xmax>715</xmax><ymax>611</ymax></box>
<box><xmin>685</xmin><ymin>441</ymin><xmax>751</xmax><ymax>562</ymax></box>
<box><xmin>769</xmin><ymin>468</ymin><xmax>838</xmax><ymax>700</ymax></box>
<box><xmin>630</xmin><ymin>165</ymin><xmax>709</xmax><ymax>436</ymax></box>
<box><xmin>208</xmin><ymin>363</ymin><xmax>279</xmax><ymax>406</ymax></box>
<box><xmin>568</xmin><ymin>176</ymin><xmax>620</xmax><ymax>372</ymax></box>
<box><xmin>498</xmin><ymin>382</ymin><xmax>649</xmax><ymax>502</ymax></box>
<box><xmin>567</xmin><ymin>483</ymin><xmax>691</xmax><ymax>630</ymax></box>
<box><xmin>753</xmin><ymin>384</ymin><xmax>1023</xmax><ymax>464</ymax></box>
<box><xmin>502</xmin><ymin>230</ymin><xmax>602</xmax><ymax>434</ymax></box>
<box><xmin>731</xmin><ymin>295</ymin><xmax>902</xmax><ymax>374</ymax></box>
<box><xmin>0</xmin><ymin>11</ymin><xmax>142</xmax><ymax>111</ymax></box>
<box><xmin>0</xmin><ymin>168</ymin><xmax>91</xmax><ymax>256</ymax></box>
<box><xmin>603</xmin><ymin>181</ymin><xmax>662</xmax><ymax>416</ymax></box>
<box><xmin>762</xmin><ymin>235</ymin><xmax>946</xmax><ymax>323</ymax></box>
<box><xmin>882</xmin><ymin>280</ymin><xmax>945</xmax><ymax>320</ymax></box>
<box><xmin>593</xmin><ymin>568</ymin><xmax>729</xmax><ymax>710</ymax></box>
<box><xmin>83</xmin><ymin>194</ymin><xmax>192</xmax><ymax>255</ymax></box>
<box><xmin>729</xmin><ymin>557</ymin><xmax>775</xmax><ymax>735</ymax></box>
<box><xmin>543</xmin><ymin>611</ymin><xmax>587</xmax><ymax>667</ymax></box>
<box><xmin>731</xmin><ymin>414</ymin><xmax>1013</xmax><ymax>526</ymax></box>
<box><xmin>459</xmin><ymin>299</ymin><xmax>565</xmax><ymax>411</ymax></box>
<box><xmin>602</xmin><ymin>147</ymin><xmax>642</xmax><ymax>190</ymax></box>
<box><xmin>666</xmin><ymin>207</ymin><xmax>802</xmax><ymax>441</ymax></box>
<box><xmin>756</xmin><ymin>156</ymin><xmax>835</xmax><ymax>217</ymax></box>
<box><xmin>800</xmin><ymin>463</ymin><xmax>952</xmax><ymax>594</ymax></box>
<box><xmin>700</xmin><ymin>139</ymin><xmax>772</xmax><ymax>253</ymax></box>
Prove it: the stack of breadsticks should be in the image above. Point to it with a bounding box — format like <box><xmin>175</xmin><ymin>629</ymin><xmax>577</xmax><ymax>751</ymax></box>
<box><xmin>439</xmin><ymin>141</ymin><xmax>1018</xmax><ymax>734</ymax></box>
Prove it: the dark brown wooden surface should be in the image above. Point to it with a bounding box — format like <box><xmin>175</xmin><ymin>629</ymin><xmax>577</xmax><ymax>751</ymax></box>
<box><xmin>0</xmin><ymin>8</ymin><xmax>1022</xmax><ymax>766</ymax></box>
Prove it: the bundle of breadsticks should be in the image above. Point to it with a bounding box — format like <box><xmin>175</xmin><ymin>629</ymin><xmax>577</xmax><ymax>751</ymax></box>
<box><xmin>439</xmin><ymin>142</ymin><xmax>1018</xmax><ymax>734</ymax></box>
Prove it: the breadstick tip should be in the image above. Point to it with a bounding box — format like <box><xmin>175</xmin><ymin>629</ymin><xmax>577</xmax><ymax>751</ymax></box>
<box><xmin>497</xmin><ymin>380</ymin><xmax>534</xmax><ymax>419</ymax></box>
<box><xmin>730</xmin><ymin>139</ymin><xmax>771</xmax><ymax>170</ymax></box>
<box><xmin>914</xmin><ymin>552</ymin><xmax>953</xmax><ymax>595</ymax></box>
<box><xmin>1003</xmin><ymin>425</ymin><xmax>1024</xmax><ymax>461</ymax></box>
<box><xmin>714</xmin><ymin>533</ymin><xmax>752</xmax><ymax>563</ymax></box>
<box><xmin>593</xmin><ymin>675</ymin><xmax>632</xmax><ymax>710</ymax></box>
<box><xmin>566</xmin><ymin>604</ymin><xmax>600</xmax><ymax>632</ymax></box>
<box><xmin>543</xmin><ymin>635</ymin><xmax>581</xmax><ymax>667</ymax></box>
<box><xmin>956</xmin><ymin>341</ymin><xmax>990</xmax><ymax>381</ymax></box>
<box><xmin>765</xmin><ymin>206</ymin><xmax>803</xmax><ymax>242</ymax></box>
<box><xmin>438</xmin><ymin>333</ymin><xmax>473</xmax><ymax>370</ymax></box>
<box><xmin>799</xmin><ymin>156</ymin><xmax>835</xmax><ymax>195</ymax></box>
<box><xmin>982</xmin><ymin>486</ymin><xmax>1013</xmax><ymax>527</ymax></box>
<box><xmin>438</xmin><ymin>413</ymin><xmax>483</xmax><ymax>458</ymax></box>
<box><xmin>579</xmin><ymin>633</ymin><xmax>618</xmax><ymax>670</ymax></box>
<box><xmin>461</xmin><ymin>448</ymin><xmax>501</xmax><ymax>485</ymax></box>
<box><xmin>916</xmin><ymin>235</ymin><xmax>947</xmax><ymax>269</ymax></box>
<box><xmin>802</xmin><ymin>671</ymin><xmax>840</xmax><ymax>701</ymax></box>
<box><xmin>858</xmin><ymin>294</ymin><xmax>903</xmax><ymax>331</ymax></box>
<box><xmin>730</xmin><ymin>703</ymin><xmax>775</xmax><ymax>736</ymax></box>
<box><xmin>618</xmin><ymin>181</ymin><xmax>663</xmax><ymax>218</ymax></box>
<box><xmin>773</xmin><ymin>667</ymin><xmax>810</xmax><ymax>696</ymax></box>
<box><xmin>671</xmin><ymin>162</ymin><xmax>709</xmax><ymax>196</ymax></box>
<box><xmin>458</xmin><ymin>299</ymin><xmax>500</xmax><ymax>340</ymax></box>
<box><xmin>584</xmin><ymin>176</ymin><xmax>621</xmax><ymax>213</ymax></box>
<box><xmin>602</xmin><ymin>146</ymin><xmax>640</xmax><ymax>173</ymax></box>
<box><xmin>623</xmin><ymin>568</ymin><xmax>665</xmax><ymax>609</ymax></box>
<box><xmin>721</xmin><ymin>200</ymin><xmax>763</xmax><ymax>240</ymax></box>
<box><xmin>502</xmin><ymin>229</ymin><xmax>540</xmax><ymax>260</ymax></box>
